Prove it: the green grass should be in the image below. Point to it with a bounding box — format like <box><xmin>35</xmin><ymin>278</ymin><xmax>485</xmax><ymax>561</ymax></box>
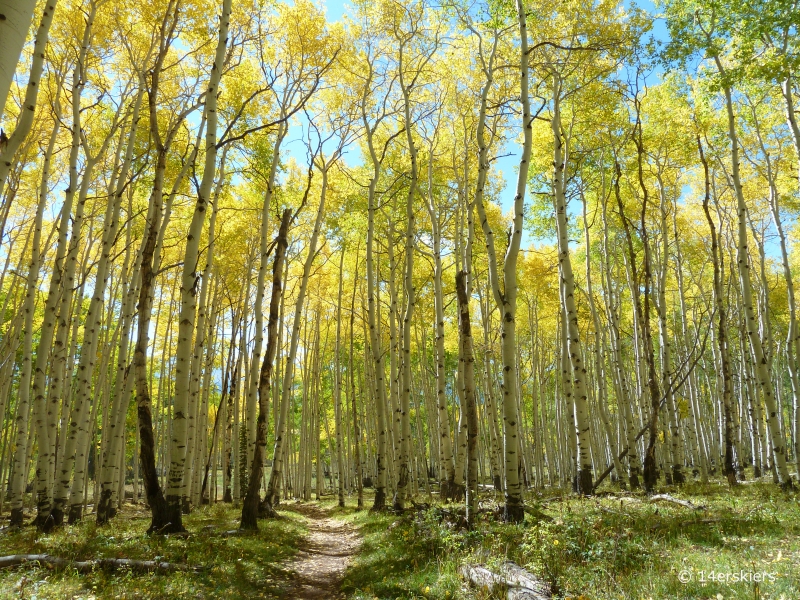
<box><xmin>0</xmin><ymin>501</ymin><xmax>305</xmax><ymax>599</ymax></box>
<box><xmin>336</xmin><ymin>480</ymin><xmax>800</xmax><ymax>600</ymax></box>
<box><xmin>1</xmin><ymin>480</ymin><xmax>798</xmax><ymax>600</ymax></box>
<box><xmin>337</xmin><ymin>500</ymin><xmax>462</xmax><ymax>600</ymax></box>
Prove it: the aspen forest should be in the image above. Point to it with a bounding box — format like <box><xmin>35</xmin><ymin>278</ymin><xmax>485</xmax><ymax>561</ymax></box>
<box><xmin>0</xmin><ymin>0</ymin><xmax>799</xmax><ymax>598</ymax></box>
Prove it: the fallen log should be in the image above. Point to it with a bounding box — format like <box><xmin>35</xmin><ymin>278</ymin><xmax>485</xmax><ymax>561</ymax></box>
<box><xmin>0</xmin><ymin>554</ymin><xmax>204</xmax><ymax>573</ymax></box>
<box><xmin>460</xmin><ymin>561</ymin><xmax>550</xmax><ymax>599</ymax></box>
<box><xmin>648</xmin><ymin>494</ymin><xmax>705</xmax><ymax>510</ymax></box>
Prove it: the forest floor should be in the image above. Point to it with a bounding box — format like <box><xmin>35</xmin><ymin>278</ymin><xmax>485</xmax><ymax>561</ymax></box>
<box><xmin>280</xmin><ymin>501</ymin><xmax>361</xmax><ymax>599</ymax></box>
<box><xmin>337</xmin><ymin>478</ymin><xmax>800</xmax><ymax>600</ymax></box>
<box><xmin>0</xmin><ymin>478</ymin><xmax>798</xmax><ymax>599</ymax></box>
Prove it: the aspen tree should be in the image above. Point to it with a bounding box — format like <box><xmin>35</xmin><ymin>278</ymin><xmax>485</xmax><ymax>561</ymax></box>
<box><xmin>581</xmin><ymin>190</ymin><xmax>623</xmax><ymax>486</ymax></box>
<box><xmin>357</xmin><ymin>42</ymin><xmax>401</xmax><ymax>510</ymax></box>
<box><xmin>655</xmin><ymin>178</ymin><xmax>685</xmax><ymax>484</ymax></box>
<box><xmin>711</xmin><ymin>59</ymin><xmax>793</xmax><ymax>486</ymax></box>
<box><xmin>0</xmin><ymin>0</ymin><xmax>58</xmax><ymax>196</ymax></box>
<box><xmin>18</xmin><ymin>2</ymin><xmax>103</xmax><ymax>526</ymax></box>
<box><xmin>456</xmin><ymin>271</ymin><xmax>478</xmax><ymax>523</ymax></box>
<box><xmin>15</xmin><ymin>88</ymin><xmax>60</xmax><ymax>529</ymax></box>
<box><xmin>0</xmin><ymin>0</ymin><xmax>37</xmax><ymax>125</ymax></box>
<box><xmin>747</xmin><ymin>98</ymin><xmax>800</xmax><ymax>478</ymax></box>
<box><xmin>334</xmin><ymin>248</ymin><xmax>346</xmax><ymax>507</ymax></box>
<box><xmin>551</xmin><ymin>78</ymin><xmax>593</xmax><ymax>494</ymax></box>
<box><xmin>168</xmin><ymin>0</ymin><xmax>232</xmax><ymax>529</ymax></box>
<box><xmin>133</xmin><ymin>0</ymin><xmax>204</xmax><ymax>533</ymax></box>
<box><xmin>263</xmin><ymin>159</ymin><xmax>326</xmax><ymax>515</ymax></box>
<box><xmin>185</xmin><ymin>152</ymin><xmax>226</xmax><ymax>509</ymax></box>
<box><xmin>470</xmin><ymin>0</ymin><xmax>532</xmax><ymax>521</ymax></box>
<box><xmin>698</xmin><ymin>136</ymin><xmax>737</xmax><ymax>486</ymax></box>
<box><xmin>64</xmin><ymin>105</ymin><xmax>139</xmax><ymax>523</ymax></box>
<box><xmin>393</xmin><ymin>5</ymin><xmax>438</xmax><ymax>508</ymax></box>
<box><xmin>350</xmin><ymin>250</ymin><xmax>364</xmax><ymax>508</ymax></box>
<box><xmin>240</xmin><ymin>208</ymin><xmax>290</xmax><ymax>529</ymax></box>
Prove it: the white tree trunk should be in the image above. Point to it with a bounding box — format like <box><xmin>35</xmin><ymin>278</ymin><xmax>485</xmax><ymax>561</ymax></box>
<box><xmin>551</xmin><ymin>81</ymin><xmax>592</xmax><ymax>494</ymax></box>
<box><xmin>13</xmin><ymin>95</ymin><xmax>60</xmax><ymax>528</ymax></box>
<box><xmin>715</xmin><ymin>71</ymin><xmax>792</xmax><ymax>486</ymax></box>
<box><xmin>0</xmin><ymin>0</ymin><xmax>57</xmax><ymax>195</ymax></box>
<box><xmin>0</xmin><ymin>0</ymin><xmax>36</xmax><ymax>124</ymax></box>
<box><xmin>168</xmin><ymin>0</ymin><xmax>232</xmax><ymax>526</ymax></box>
<box><xmin>265</xmin><ymin>166</ymin><xmax>328</xmax><ymax>510</ymax></box>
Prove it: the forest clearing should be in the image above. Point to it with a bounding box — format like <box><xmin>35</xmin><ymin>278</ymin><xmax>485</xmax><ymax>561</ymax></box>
<box><xmin>0</xmin><ymin>0</ymin><xmax>799</xmax><ymax>597</ymax></box>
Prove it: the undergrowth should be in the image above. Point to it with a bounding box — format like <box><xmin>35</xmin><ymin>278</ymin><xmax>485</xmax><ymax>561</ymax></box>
<box><xmin>0</xmin><ymin>502</ymin><xmax>305</xmax><ymax>599</ymax></box>
<box><xmin>338</xmin><ymin>480</ymin><xmax>800</xmax><ymax>600</ymax></box>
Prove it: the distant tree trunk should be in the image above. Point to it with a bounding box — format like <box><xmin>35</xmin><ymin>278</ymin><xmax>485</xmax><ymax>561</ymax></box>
<box><xmin>698</xmin><ymin>137</ymin><xmax>737</xmax><ymax>487</ymax></box>
<box><xmin>334</xmin><ymin>249</ymin><xmax>346</xmax><ymax>507</ymax></box>
<box><xmin>350</xmin><ymin>252</ymin><xmax>364</xmax><ymax>508</ymax></box>
<box><xmin>456</xmin><ymin>271</ymin><xmax>478</xmax><ymax>524</ymax></box>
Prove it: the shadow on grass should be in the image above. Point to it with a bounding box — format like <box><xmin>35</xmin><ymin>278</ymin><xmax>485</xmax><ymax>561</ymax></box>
<box><xmin>0</xmin><ymin>502</ymin><xmax>305</xmax><ymax>599</ymax></box>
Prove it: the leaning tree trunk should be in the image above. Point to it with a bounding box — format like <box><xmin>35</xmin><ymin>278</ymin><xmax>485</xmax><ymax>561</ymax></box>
<box><xmin>13</xmin><ymin>99</ymin><xmax>60</xmax><ymax>530</ymax></box>
<box><xmin>18</xmin><ymin>11</ymin><xmax>97</xmax><ymax>523</ymax></box>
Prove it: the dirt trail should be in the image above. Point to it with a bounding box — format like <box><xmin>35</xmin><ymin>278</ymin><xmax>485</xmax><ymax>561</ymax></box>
<box><xmin>284</xmin><ymin>503</ymin><xmax>360</xmax><ymax>599</ymax></box>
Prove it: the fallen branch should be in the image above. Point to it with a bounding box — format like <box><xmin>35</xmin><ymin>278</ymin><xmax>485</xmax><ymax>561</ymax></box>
<box><xmin>0</xmin><ymin>554</ymin><xmax>204</xmax><ymax>573</ymax></box>
<box><xmin>648</xmin><ymin>494</ymin><xmax>705</xmax><ymax>510</ymax></box>
<box><xmin>200</xmin><ymin>525</ymin><xmax>246</xmax><ymax>537</ymax></box>
<box><xmin>593</xmin><ymin>319</ymin><xmax>713</xmax><ymax>492</ymax></box>
<box><xmin>460</xmin><ymin>561</ymin><xmax>550</xmax><ymax>599</ymax></box>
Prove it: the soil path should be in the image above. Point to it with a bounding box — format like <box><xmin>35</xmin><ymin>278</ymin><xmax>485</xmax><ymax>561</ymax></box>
<box><xmin>284</xmin><ymin>503</ymin><xmax>360</xmax><ymax>599</ymax></box>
